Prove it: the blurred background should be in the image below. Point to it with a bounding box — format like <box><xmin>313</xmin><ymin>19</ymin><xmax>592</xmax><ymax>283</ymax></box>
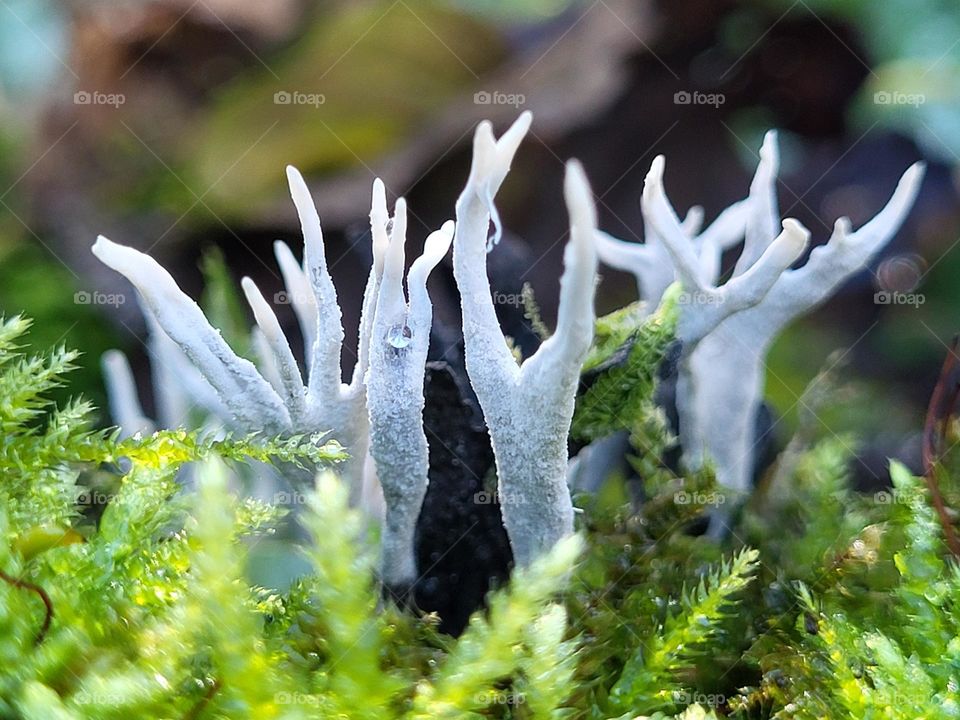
<box><xmin>0</xmin><ymin>0</ymin><xmax>958</xmax><ymax>474</ymax></box>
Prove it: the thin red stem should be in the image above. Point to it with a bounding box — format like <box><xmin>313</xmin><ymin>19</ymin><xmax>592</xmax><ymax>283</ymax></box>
<box><xmin>0</xmin><ymin>568</ymin><xmax>54</xmax><ymax>644</ymax></box>
<box><xmin>922</xmin><ymin>337</ymin><xmax>960</xmax><ymax>559</ymax></box>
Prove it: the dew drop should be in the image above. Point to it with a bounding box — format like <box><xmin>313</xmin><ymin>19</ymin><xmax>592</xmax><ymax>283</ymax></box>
<box><xmin>386</xmin><ymin>324</ymin><xmax>412</xmax><ymax>349</ymax></box>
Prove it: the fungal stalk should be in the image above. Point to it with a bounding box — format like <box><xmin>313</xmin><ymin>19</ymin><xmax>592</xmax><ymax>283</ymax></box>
<box><xmin>100</xmin><ymin>305</ymin><xmax>248</xmax><ymax>439</ymax></box>
<box><xmin>595</xmin><ymin>196</ymin><xmax>749</xmax><ymax>316</ymax></box>
<box><xmin>597</xmin><ymin>131</ymin><xmax>925</xmax><ymax>504</ymax></box>
<box><xmin>101</xmin><ymin>350</ymin><xmax>154</xmax><ymax>439</ymax></box>
<box><xmin>93</xmin><ymin>166</ymin><xmax>389</xmax><ymax>496</ymax></box>
<box><xmin>453</xmin><ymin>112</ymin><xmax>598</xmax><ymax>567</ymax></box>
<box><xmin>365</xmin><ymin>192</ymin><xmax>454</xmax><ymax>586</ymax></box>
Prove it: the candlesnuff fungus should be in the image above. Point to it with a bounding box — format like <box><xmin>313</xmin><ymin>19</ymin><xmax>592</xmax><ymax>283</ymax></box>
<box><xmin>96</xmin><ymin>163</ymin><xmax>462</xmax><ymax>583</ymax></box>
<box><xmin>97</xmin><ymin>114</ymin><xmax>913</xmax><ymax>569</ymax></box>
<box><xmin>365</xmin><ymin>195</ymin><xmax>454</xmax><ymax>587</ymax></box>
<box><xmin>95</xmin><ymin>112</ymin><xmax>600</xmax><ymax>574</ymax></box>
<box><xmin>101</xmin><ymin>350</ymin><xmax>154</xmax><ymax>439</ymax></box>
<box><xmin>453</xmin><ymin>111</ymin><xmax>599</xmax><ymax>567</ymax></box>
<box><xmin>101</xmin><ymin>308</ymin><xmax>230</xmax><ymax>442</ymax></box>
<box><xmin>597</xmin><ymin>131</ymin><xmax>925</xmax><ymax>509</ymax></box>
<box><xmin>595</xmin><ymin>197</ymin><xmax>749</xmax><ymax>318</ymax></box>
<box><xmin>93</xmin><ymin>166</ymin><xmax>388</xmax><ymax>501</ymax></box>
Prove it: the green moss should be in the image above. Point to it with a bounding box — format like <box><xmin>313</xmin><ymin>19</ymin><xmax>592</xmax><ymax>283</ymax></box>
<box><xmin>2</xmin><ymin>314</ymin><xmax>960</xmax><ymax>719</ymax></box>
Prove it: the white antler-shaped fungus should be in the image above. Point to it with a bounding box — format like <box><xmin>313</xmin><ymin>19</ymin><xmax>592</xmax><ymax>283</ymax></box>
<box><xmin>595</xmin><ymin>198</ymin><xmax>749</xmax><ymax>315</ymax></box>
<box><xmin>93</xmin><ymin>166</ymin><xmax>390</xmax><ymax>494</ymax></box>
<box><xmin>595</xmin><ymin>131</ymin><xmax>924</xmax><ymax>506</ymax></box>
<box><xmin>453</xmin><ymin>112</ymin><xmax>599</xmax><ymax>567</ymax></box>
<box><xmin>365</xmin><ymin>192</ymin><xmax>454</xmax><ymax>586</ymax></box>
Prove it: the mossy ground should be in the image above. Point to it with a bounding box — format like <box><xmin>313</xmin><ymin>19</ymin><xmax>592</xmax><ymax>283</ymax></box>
<box><xmin>1</xmin><ymin>305</ymin><xmax>958</xmax><ymax>719</ymax></box>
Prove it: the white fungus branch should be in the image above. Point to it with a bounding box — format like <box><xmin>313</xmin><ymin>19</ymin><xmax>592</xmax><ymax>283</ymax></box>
<box><xmin>594</xmin><ymin>131</ymin><xmax>925</xmax><ymax>511</ymax></box>
<box><xmin>93</xmin><ymin>167</ymin><xmax>394</xmax><ymax>495</ymax></box>
<box><xmin>595</xmin><ymin>196</ymin><xmax>748</xmax><ymax>315</ymax></box>
<box><xmin>641</xmin><ymin>153</ymin><xmax>811</xmax><ymax>346</ymax></box>
<box><xmin>94</xmin><ymin>116</ymin><xmax>925</xmax><ymax>568</ymax></box>
<box><xmin>365</xmin><ymin>192</ymin><xmax>454</xmax><ymax>586</ymax></box>
<box><xmin>681</xmin><ymin>155</ymin><xmax>925</xmax><ymax>499</ymax></box>
<box><xmin>453</xmin><ymin>112</ymin><xmax>598</xmax><ymax>567</ymax></box>
<box><xmin>92</xmin><ymin>235</ymin><xmax>292</xmax><ymax>433</ymax></box>
<box><xmin>102</xmin><ymin>319</ymin><xmax>228</xmax><ymax>441</ymax></box>
<box><xmin>101</xmin><ymin>350</ymin><xmax>154</xmax><ymax>438</ymax></box>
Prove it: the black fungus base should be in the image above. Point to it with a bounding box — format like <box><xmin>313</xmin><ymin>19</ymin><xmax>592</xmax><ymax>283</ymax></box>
<box><xmin>408</xmin><ymin>362</ymin><xmax>513</xmax><ymax>636</ymax></box>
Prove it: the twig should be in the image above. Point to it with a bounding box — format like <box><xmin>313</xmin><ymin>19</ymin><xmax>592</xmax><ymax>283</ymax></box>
<box><xmin>0</xmin><ymin>568</ymin><xmax>54</xmax><ymax>644</ymax></box>
<box><xmin>182</xmin><ymin>678</ymin><xmax>221</xmax><ymax>720</ymax></box>
<box><xmin>921</xmin><ymin>336</ymin><xmax>960</xmax><ymax>559</ymax></box>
